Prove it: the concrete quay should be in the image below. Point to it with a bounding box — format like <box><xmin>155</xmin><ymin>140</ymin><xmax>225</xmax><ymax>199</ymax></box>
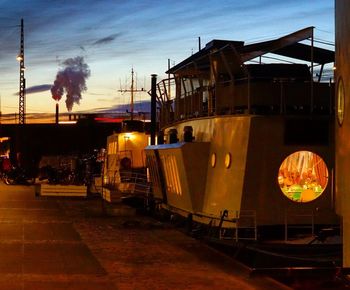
<box><xmin>0</xmin><ymin>182</ymin><xmax>290</xmax><ymax>290</ymax></box>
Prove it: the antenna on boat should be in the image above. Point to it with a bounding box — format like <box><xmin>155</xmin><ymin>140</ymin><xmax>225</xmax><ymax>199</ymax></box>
<box><xmin>131</xmin><ymin>67</ymin><xmax>134</xmax><ymax>119</ymax></box>
<box><xmin>198</xmin><ymin>36</ymin><xmax>201</xmax><ymax>51</ymax></box>
<box><xmin>119</xmin><ymin>68</ymin><xmax>145</xmax><ymax>120</ymax></box>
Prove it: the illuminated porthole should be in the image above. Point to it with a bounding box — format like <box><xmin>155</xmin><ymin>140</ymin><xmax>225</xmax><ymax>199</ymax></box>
<box><xmin>211</xmin><ymin>153</ymin><xmax>216</xmax><ymax>168</ymax></box>
<box><xmin>337</xmin><ymin>77</ymin><xmax>345</xmax><ymax>126</ymax></box>
<box><xmin>224</xmin><ymin>153</ymin><xmax>231</xmax><ymax>169</ymax></box>
<box><xmin>277</xmin><ymin>151</ymin><xmax>328</xmax><ymax>203</ymax></box>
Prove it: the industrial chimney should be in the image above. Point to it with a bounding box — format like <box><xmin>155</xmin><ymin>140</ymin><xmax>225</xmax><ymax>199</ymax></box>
<box><xmin>55</xmin><ymin>102</ymin><xmax>59</xmax><ymax>125</ymax></box>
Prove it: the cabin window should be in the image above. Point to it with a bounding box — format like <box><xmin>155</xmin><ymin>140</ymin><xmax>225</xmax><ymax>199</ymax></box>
<box><xmin>192</xmin><ymin>78</ymin><xmax>200</xmax><ymax>91</ymax></box>
<box><xmin>211</xmin><ymin>153</ymin><xmax>217</xmax><ymax>168</ymax></box>
<box><xmin>224</xmin><ymin>153</ymin><xmax>232</xmax><ymax>169</ymax></box>
<box><xmin>181</xmin><ymin>78</ymin><xmax>192</xmax><ymax>97</ymax></box>
<box><xmin>277</xmin><ymin>151</ymin><xmax>328</xmax><ymax>203</ymax></box>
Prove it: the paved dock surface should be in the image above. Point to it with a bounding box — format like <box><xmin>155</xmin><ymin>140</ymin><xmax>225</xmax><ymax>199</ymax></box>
<box><xmin>0</xmin><ymin>182</ymin><xmax>291</xmax><ymax>290</ymax></box>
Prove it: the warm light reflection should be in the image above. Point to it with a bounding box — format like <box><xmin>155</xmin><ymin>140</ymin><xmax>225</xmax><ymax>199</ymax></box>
<box><xmin>123</xmin><ymin>132</ymin><xmax>133</xmax><ymax>140</ymax></box>
<box><xmin>58</xmin><ymin>120</ymin><xmax>77</xmax><ymax>124</ymax></box>
<box><xmin>278</xmin><ymin>151</ymin><xmax>328</xmax><ymax>203</ymax></box>
<box><xmin>161</xmin><ymin>154</ymin><xmax>182</xmax><ymax>196</ymax></box>
<box><xmin>337</xmin><ymin>77</ymin><xmax>345</xmax><ymax>126</ymax></box>
<box><xmin>147</xmin><ymin>136</ymin><xmax>158</xmax><ymax>145</ymax></box>
<box><xmin>224</xmin><ymin>153</ymin><xmax>231</xmax><ymax>169</ymax></box>
<box><xmin>211</xmin><ymin>153</ymin><xmax>216</xmax><ymax>167</ymax></box>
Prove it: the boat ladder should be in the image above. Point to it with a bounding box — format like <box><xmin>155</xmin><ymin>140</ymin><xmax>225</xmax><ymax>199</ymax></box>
<box><xmin>219</xmin><ymin>210</ymin><xmax>257</xmax><ymax>242</ymax></box>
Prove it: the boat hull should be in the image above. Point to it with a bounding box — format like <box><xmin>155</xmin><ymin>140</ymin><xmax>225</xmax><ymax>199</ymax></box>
<box><xmin>146</xmin><ymin>114</ymin><xmax>338</xmax><ymax>229</ymax></box>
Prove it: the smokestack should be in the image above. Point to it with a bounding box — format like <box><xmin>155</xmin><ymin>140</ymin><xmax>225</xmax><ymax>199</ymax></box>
<box><xmin>150</xmin><ymin>74</ymin><xmax>157</xmax><ymax>145</ymax></box>
<box><xmin>55</xmin><ymin>102</ymin><xmax>59</xmax><ymax>125</ymax></box>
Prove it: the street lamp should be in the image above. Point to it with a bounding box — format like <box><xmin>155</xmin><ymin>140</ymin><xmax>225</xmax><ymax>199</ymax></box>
<box><xmin>17</xmin><ymin>18</ymin><xmax>25</xmax><ymax>125</ymax></box>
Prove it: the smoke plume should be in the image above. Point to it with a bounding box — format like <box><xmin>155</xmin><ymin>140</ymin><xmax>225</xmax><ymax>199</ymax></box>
<box><xmin>51</xmin><ymin>56</ymin><xmax>91</xmax><ymax>111</ymax></box>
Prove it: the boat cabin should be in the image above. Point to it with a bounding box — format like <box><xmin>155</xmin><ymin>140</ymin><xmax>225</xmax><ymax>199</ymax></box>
<box><xmin>156</xmin><ymin>27</ymin><xmax>334</xmax><ymax>129</ymax></box>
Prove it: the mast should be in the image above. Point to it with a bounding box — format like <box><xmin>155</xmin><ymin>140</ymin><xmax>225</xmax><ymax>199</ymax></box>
<box><xmin>131</xmin><ymin>68</ymin><xmax>134</xmax><ymax>120</ymax></box>
<box><xmin>119</xmin><ymin>68</ymin><xmax>144</xmax><ymax>120</ymax></box>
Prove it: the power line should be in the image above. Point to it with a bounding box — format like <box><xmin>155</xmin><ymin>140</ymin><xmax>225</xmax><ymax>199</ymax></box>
<box><xmin>315</xmin><ymin>28</ymin><xmax>334</xmax><ymax>35</ymax></box>
<box><xmin>314</xmin><ymin>38</ymin><xmax>335</xmax><ymax>47</ymax></box>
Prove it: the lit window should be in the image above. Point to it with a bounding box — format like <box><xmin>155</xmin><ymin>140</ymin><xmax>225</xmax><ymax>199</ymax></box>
<box><xmin>224</xmin><ymin>153</ymin><xmax>231</xmax><ymax>169</ymax></box>
<box><xmin>160</xmin><ymin>155</ymin><xmax>182</xmax><ymax>196</ymax></box>
<box><xmin>278</xmin><ymin>151</ymin><xmax>328</xmax><ymax>203</ymax></box>
<box><xmin>211</xmin><ymin>153</ymin><xmax>216</xmax><ymax>168</ymax></box>
<box><xmin>337</xmin><ymin>77</ymin><xmax>345</xmax><ymax>126</ymax></box>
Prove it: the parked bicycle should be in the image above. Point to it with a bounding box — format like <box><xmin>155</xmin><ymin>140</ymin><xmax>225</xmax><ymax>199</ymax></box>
<box><xmin>38</xmin><ymin>151</ymin><xmax>101</xmax><ymax>186</ymax></box>
<box><xmin>3</xmin><ymin>166</ymin><xmax>35</xmax><ymax>185</ymax></box>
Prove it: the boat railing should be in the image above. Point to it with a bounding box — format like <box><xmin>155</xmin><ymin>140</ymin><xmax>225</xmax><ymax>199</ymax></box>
<box><xmin>157</xmin><ymin>76</ymin><xmax>334</xmax><ymax>127</ymax></box>
<box><xmin>119</xmin><ymin>171</ymin><xmax>151</xmax><ymax>196</ymax></box>
<box><xmin>284</xmin><ymin>210</ymin><xmax>315</xmax><ymax>242</ymax></box>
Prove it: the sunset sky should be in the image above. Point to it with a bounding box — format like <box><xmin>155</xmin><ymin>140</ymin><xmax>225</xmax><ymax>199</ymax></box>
<box><xmin>0</xmin><ymin>0</ymin><xmax>334</xmax><ymax>115</ymax></box>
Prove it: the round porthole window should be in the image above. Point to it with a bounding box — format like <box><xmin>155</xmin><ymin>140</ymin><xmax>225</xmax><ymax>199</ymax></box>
<box><xmin>211</xmin><ymin>153</ymin><xmax>216</xmax><ymax>167</ymax></box>
<box><xmin>337</xmin><ymin>77</ymin><xmax>345</xmax><ymax>126</ymax></box>
<box><xmin>277</xmin><ymin>151</ymin><xmax>328</xmax><ymax>203</ymax></box>
<box><xmin>224</xmin><ymin>153</ymin><xmax>231</xmax><ymax>169</ymax></box>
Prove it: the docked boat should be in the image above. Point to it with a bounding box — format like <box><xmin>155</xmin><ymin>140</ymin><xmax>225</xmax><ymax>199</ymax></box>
<box><xmin>101</xmin><ymin>69</ymin><xmax>152</xmax><ymax>203</ymax></box>
<box><xmin>335</xmin><ymin>0</ymin><xmax>350</xmax><ymax>272</ymax></box>
<box><xmin>145</xmin><ymin>27</ymin><xmax>341</xmax><ymax>268</ymax></box>
<box><xmin>102</xmin><ymin>119</ymin><xmax>151</xmax><ymax>203</ymax></box>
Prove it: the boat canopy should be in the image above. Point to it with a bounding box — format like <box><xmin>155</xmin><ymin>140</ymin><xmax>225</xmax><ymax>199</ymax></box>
<box><xmin>167</xmin><ymin>27</ymin><xmax>334</xmax><ymax>76</ymax></box>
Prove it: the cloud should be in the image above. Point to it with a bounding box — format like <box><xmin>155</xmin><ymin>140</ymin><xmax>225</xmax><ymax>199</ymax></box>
<box><xmin>92</xmin><ymin>33</ymin><xmax>123</xmax><ymax>46</ymax></box>
<box><xmin>14</xmin><ymin>84</ymin><xmax>52</xmax><ymax>95</ymax></box>
<box><xmin>94</xmin><ymin>100</ymin><xmax>151</xmax><ymax>113</ymax></box>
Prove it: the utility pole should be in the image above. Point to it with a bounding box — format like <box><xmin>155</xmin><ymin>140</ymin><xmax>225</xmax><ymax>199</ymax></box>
<box><xmin>119</xmin><ymin>68</ymin><xmax>144</xmax><ymax>120</ymax></box>
<box><xmin>17</xmin><ymin>18</ymin><xmax>25</xmax><ymax>124</ymax></box>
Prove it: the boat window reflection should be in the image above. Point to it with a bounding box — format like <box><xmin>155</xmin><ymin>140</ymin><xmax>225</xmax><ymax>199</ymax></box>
<box><xmin>278</xmin><ymin>151</ymin><xmax>328</xmax><ymax>203</ymax></box>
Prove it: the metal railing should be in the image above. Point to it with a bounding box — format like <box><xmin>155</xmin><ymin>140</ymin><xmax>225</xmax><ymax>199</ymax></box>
<box><xmin>104</xmin><ymin>170</ymin><xmax>151</xmax><ymax>197</ymax></box>
<box><xmin>157</xmin><ymin>77</ymin><xmax>334</xmax><ymax>127</ymax></box>
<box><xmin>120</xmin><ymin>171</ymin><xmax>151</xmax><ymax>195</ymax></box>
